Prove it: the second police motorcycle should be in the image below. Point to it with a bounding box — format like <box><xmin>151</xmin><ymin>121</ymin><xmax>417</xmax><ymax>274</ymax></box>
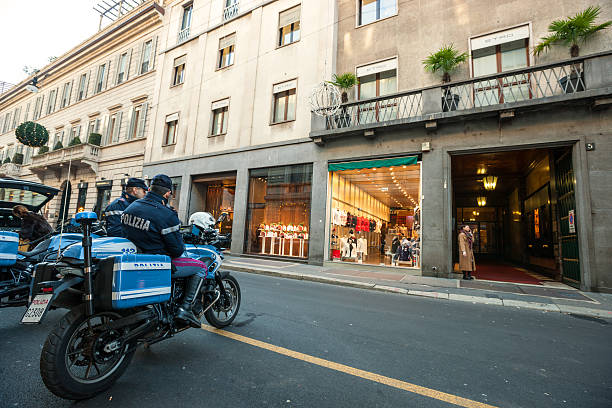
<box><xmin>14</xmin><ymin>210</ymin><xmax>240</xmax><ymax>400</ymax></box>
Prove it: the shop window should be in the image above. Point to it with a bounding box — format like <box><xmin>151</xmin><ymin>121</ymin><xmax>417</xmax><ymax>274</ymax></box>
<box><xmin>329</xmin><ymin>157</ymin><xmax>421</xmax><ymax>268</ymax></box>
<box><xmin>245</xmin><ymin>164</ymin><xmax>313</xmax><ymax>259</ymax></box>
<box><xmin>358</xmin><ymin>0</ymin><xmax>397</xmax><ymax>26</ymax></box>
<box><xmin>218</xmin><ymin>34</ymin><xmax>235</xmax><ymax>69</ymax></box>
<box><xmin>470</xmin><ymin>25</ymin><xmax>530</xmax><ymax>106</ymax></box>
<box><xmin>278</xmin><ymin>5</ymin><xmax>300</xmax><ymax>47</ymax></box>
<box><xmin>170</xmin><ymin>176</ymin><xmax>182</xmax><ymax>214</ymax></box>
<box><xmin>357</xmin><ymin>58</ymin><xmax>397</xmax><ymax>124</ymax></box>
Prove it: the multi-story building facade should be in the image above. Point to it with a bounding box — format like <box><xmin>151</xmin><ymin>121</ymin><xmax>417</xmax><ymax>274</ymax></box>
<box><xmin>144</xmin><ymin>0</ymin><xmax>336</xmax><ymax>260</ymax></box>
<box><xmin>309</xmin><ymin>0</ymin><xmax>612</xmax><ymax>292</ymax></box>
<box><xmin>0</xmin><ymin>1</ymin><xmax>164</xmax><ymax>225</ymax></box>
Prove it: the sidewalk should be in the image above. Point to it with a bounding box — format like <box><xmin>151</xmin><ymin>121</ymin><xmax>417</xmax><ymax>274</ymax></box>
<box><xmin>223</xmin><ymin>255</ymin><xmax>612</xmax><ymax>320</ymax></box>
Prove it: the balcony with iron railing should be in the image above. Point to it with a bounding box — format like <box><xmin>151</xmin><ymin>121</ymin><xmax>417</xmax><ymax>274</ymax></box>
<box><xmin>311</xmin><ymin>52</ymin><xmax>612</xmax><ymax>143</ymax></box>
<box><xmin>223</xmin><ymin>1</ymin><xmax>239</xmax><ymax>21</ymax></box>
<box><xmin>177</xmin><ymin>26</ymin><xmax>190</xmax><ymax>44</ymax></box>
<box><xmin>29</xmin><ymin>143</ymin><xmax>101</xmax><ymax>176</ymax></box>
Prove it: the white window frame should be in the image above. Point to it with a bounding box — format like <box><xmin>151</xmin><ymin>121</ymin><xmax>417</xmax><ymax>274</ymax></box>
<box><xmin>117</xmin><ymin>52</ymin><xmax>129</xmax><ymax>84</ymax></box>
<box><xmin>217</xmin><ymin>34</ymin><xmax>236</xmax><ymax>70</ymax></box>
<box><xmin>77</xmin><ymin>73</ymin><xmax>88</xmax><ymax>101</ymax></box>
<box><xmin>47</xmin><ymin>89</ymin><xmax>58</xmax><ymax>114</ymax></box>
<box><xmin>95</xmin><ymin>63</ymin><xmax>107</xmax><ymax>94</ymax></box>
<box><xmin>127</xmin><ymin>102</ymin><xmax>148</xmax><ymax>140</ymax></box>
<box><xmin>172</xmin><ymin>55</ymin><xmax>186</xmax><ymax>86</ymax></box>
<box><xmin>61</xmin><ymin>81</ymin><xmax>72</xmax><ymax>108</ymax></box>
<box><xmin>163</xmin><ymin>113</ymin><xmax>179</xmax><ymax>146</ymax></box>
<box><xmin>278</xmin><ymin>5</ymin><xmax>301</xmax><ymax>48</ymax></box>
<box><xmin>210</xmin><ymin>98</ymin><xmax>229</xmax><ymax>136</ymax></box>
<box><xmin>356</xmin><ymin>0</ymin><xmax>398</xmax><ymax>27</ymax></box>
<box><xmin>271</xmin><ymin>79</ymin><xmax>298</xmax><ymax>124</ymax></box>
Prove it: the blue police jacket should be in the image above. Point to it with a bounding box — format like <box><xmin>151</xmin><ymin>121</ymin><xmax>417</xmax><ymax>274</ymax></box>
<box><xmin>103</xmin><ymin>191</ymin><xmax>137</xmax><ymax>237</ymax></box>
<box><xmin>120</xmin><ymin>191</ymin><xmax>185</xmax><ymax>259</ymax></box>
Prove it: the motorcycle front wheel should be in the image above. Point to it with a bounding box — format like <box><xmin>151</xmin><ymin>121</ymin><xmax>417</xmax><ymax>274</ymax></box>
<box><xmin>203</xmin><ymin>274</ymin><xmax>241</xmax><ymax>328</ymax></box>
<box><xmin>40</xmin><ymin>306</ymin><xmax>135</xmax><ymax>400</ymax></box>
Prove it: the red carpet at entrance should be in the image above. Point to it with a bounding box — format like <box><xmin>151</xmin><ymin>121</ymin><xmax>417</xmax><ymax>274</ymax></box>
<box><xmin>472</xmin><ymin>262</ymin><xmax>543</xmax><ymax>285</ymax></box>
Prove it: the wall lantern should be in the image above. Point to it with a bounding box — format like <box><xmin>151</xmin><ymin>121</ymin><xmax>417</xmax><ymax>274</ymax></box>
<box><xmin>483</xmin><ymin>175</ymin><xmax>498</xmax><ymax>191</ymax></box>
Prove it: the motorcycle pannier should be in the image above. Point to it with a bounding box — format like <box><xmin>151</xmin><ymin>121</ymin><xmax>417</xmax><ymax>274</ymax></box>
<box><xmin>101</xmin><ymin>253</ymin><xmax>172</xmax><ymax>309</ymax></box>
<box><xmin>0</xmin><ymin>231</ymin><xmax>19</xmax><ymax>267</ymax></box>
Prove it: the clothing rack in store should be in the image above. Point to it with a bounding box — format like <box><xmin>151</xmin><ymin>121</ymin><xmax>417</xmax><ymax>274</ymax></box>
<box><xmin>332</xmin><ymin>197</ymin><xmax>387</xmax><ymax>222</ymax></box>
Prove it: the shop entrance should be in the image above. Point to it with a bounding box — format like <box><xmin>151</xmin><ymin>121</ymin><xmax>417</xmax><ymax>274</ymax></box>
<box><xmin>451</xmin><ymin>146</ymin><xmax>580</xmax><ymax>286</ymax></box>
<box><xmin>328</xmin><ymin>156</ymin><xmax>421</xmax><ymax>269</ymax></box>
<box><xmin>189</xmin><ymin>172</ymin><xmax>236</xmax><ymax>235</ymax></box>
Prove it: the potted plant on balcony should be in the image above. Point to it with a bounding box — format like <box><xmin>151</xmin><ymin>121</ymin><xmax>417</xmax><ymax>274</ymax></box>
<box><xmin>423</xmin><ymin>44</ymin><xmax>468</xmax><ymax>112</ymax></box>
<box><xmin>37</xmin><ymin>146</ymin><xmax>49</xmax><ymax>155</ymax></box>
<box><xmin>3</xmin><ymin>156</ymin><xmax>11</xmax><ymax>164</ymax></box>
<box><xmin>329</xmin><ymin>73</ymin><xmax>358</xmax><ymax>128</ymax></box>
<box><xmin>88</xmin><ymin>133</ymin><xmax>102</xmax><ymax>146</ymax></box>
<box><xmin>15</xmin><ymin>121</ymin><xmax>49</xmax><ymax>148</ymax></box>
<box><xmin>12</xmin><ymin>153</ymin><xmax>23</xmax><ymax>165</ymax></box>
<box><xmin>534</xmin><ymin>6</ymin><xmax>611</xmax><ymax>93</ymax></box>
<box><xmin>53</xmin><ymin>141</ymin><xmax>63</xmax><ymax>151</ymax></box>
<box><xmin>68</xmin><ymin>136</ymin><xmax>82</xmax><ymax>147</ymax></box>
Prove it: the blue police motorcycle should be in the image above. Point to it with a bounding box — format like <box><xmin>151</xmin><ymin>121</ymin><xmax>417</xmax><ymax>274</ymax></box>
<box><xmin>22</xmin><ymin>211</ymin><xmax>240</xmax><ymax>400</ymax></box>
<box><xmin>0</xmin><ymin>220</ymin><xmax>106</xmax><ymax>308</ymax></box>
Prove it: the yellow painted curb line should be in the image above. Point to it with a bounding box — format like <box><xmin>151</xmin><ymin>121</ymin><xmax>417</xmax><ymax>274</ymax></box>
<box><xmin>201</xmin><ymin>324</ymin><xmax>499</xmax><ymax>408</ymax></box>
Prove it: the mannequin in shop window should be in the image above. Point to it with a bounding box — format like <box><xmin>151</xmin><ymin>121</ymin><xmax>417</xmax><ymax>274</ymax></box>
<box><xmin>341</xmin><ymin>229</ymin><xmax>357</xmax><ymax>260</ymax></box>
<box><xmin>391</xmin><ymin>234</ymin><xmax>401</xmax><ymax>266</ymax></box>
<box><xmin>356</xmin><ymin>231</ymin><xmax>368</xmax><ymax>264</ymax></box>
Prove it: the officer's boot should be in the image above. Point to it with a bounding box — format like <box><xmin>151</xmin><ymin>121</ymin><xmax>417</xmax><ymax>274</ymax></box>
<box><xmin>176</xmin><ymin>274</ymin><xmax>205</xmax><ymax>328</ymax></box>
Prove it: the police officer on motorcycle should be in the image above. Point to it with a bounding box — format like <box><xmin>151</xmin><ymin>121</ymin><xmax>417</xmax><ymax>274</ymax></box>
<box><xmin>104</xmin><ymin>177</ymin><xmax>148</xmax><ymax>237</ymax></box>
<box><xmin>120</xmin><ymin>174</ymin><xmax>205</xmax><ymax>328</ymax></box>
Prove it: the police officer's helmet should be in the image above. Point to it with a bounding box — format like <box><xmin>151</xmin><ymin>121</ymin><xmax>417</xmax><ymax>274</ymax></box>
<box><xmin>189</xmin><ymin>212</ymin><xmax>216</xmax><ymax>231</ymax></box>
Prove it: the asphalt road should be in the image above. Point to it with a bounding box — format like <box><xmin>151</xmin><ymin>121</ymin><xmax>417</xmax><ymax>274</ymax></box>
<box><xmin>1</xmin><ymin>272</ymin><xmax>611</xmax><ymax>408</ymax></box>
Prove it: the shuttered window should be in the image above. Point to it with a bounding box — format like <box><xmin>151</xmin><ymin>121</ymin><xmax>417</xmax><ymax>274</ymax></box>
<box><xmin>218</xmin><ymin>34</ymin><xmax>235</xmax><ymax>69</ymax></box>
<box><xmin>278</xmin><ymin>6</ymin><xmax>300</xmax><ymax>47</ymax></box>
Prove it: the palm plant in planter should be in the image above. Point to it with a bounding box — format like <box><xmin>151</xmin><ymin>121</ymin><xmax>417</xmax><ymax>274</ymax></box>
<box><xmin>534</xmin><ymin>6</ymin><xmax>611</xmax><ymax>92</ymax></box>
<box><xmin>423</xmin><ymin>44</ymin><xmax>468</xmax><ymax>111</ymax></box>
<box><xmin>329</xmin><ymin>73</ymin><xmax>358</xmax><ymax>128</ymax></box>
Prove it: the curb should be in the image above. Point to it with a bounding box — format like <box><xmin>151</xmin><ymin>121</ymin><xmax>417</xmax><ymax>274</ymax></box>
<box><xmin>224</xmin><ymin>265</ymin><xmax>612</xmax><ymax>319</ymax></box>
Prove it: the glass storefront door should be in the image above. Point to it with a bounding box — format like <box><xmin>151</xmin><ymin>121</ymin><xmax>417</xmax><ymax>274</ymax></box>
<box><xmin>328</xmin><ymin>156</ymin><xmax>421</xmax><ymax>268</ymax></box>
<box><xmin>245</xmin><ymin>164</ymin><xmax>313</xmax><ymax>259</ymax></box>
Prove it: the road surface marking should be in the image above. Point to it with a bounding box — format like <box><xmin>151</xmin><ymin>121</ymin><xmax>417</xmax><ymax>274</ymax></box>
<box><xmin>201</xmin><ymin>324</ymin><xmax>499</xmax><ymax>408</ymax></box>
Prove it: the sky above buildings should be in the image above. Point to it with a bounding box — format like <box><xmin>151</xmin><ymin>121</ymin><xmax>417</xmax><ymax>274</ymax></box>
<box><xmin>0</xmin><ymin>0</ymin><xmax>109</xmax><ymax>85</ymax></box>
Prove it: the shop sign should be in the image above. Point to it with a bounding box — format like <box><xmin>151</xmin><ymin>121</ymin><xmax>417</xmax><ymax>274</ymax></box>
<box><xmin>273</xmin><ymin>79</ymin><xmax>297</xmax><ymax>94</ymax></box>
<box><xmin>96</xmin><ymin>180</ymin><xmax>113</xmax><ymax>189</ymax></box>
<box><xmin>211</xmin><ymin>98</ymin><xmax>230</xmax><ymax>110</ymax></box>
<box><xmin>471</xmin><ymin>25</ymin><xmax>529</xmax><ymax>50</ymax></box>
<box><xmin>356</xmin><ymin>58</ymin><xmax>398</xmax><ymax>77</ymax></box>
<box><xmin>568</xmin><ymin>209</ymin><xmax>575</xmax><ymax>233</ymax></box>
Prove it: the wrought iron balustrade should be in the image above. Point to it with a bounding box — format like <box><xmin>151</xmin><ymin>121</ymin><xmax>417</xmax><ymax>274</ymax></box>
<box><xmin>441</xmin><ymin>59</ymin><xmax>586</xmax><ymax>112</ymax></box>
<box><xmin>326</xmin><ymin>90</ymin><xmax>423</xmax><ymax>130</ymax></box>
<box><xmin>177</xmin><ymin>27</ymin><xmax>190</xmax><ymax>44</ymax></box>
<box><xmin>223</xmin><ymin>2</ymin><xmax>239</xmax><ymax>21</ymax></box>
<box><xmin>322</xmin><ymin>56</ymin><xmax>593</xmax><ymax>131</ymax></box>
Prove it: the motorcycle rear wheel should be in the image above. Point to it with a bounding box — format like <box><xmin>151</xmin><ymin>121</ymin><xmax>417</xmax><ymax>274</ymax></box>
<box><xmin>40</xmin><ymin>306</ymin><xmax>135</xmax><ymax>400</ymax></box>
<box><xmin>204</xmin><ymin>274</ymin><xmax>241</xmax><ymax>328</ymax></box>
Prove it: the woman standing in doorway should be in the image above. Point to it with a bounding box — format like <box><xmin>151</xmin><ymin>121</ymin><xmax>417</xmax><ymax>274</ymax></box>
<box><xmin>458</xmin><ymin>225</ymin><xmax>475</xmax><ymax>280</ymax></box>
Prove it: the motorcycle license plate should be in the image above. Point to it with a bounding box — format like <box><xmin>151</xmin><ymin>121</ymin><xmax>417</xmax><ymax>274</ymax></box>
<box><xmin>21</xmin><ymin>294</ymin><xmax>53</xmax><ymax>324</ymax></box>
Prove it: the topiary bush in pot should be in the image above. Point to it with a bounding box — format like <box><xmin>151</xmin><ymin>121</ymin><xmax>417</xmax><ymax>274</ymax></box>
<box><xmin>53</xmin><ymin>141</ymin><xmax>64</xmax><ymax>151</ymax></box>
<box><xmin>12</xmin><ymin>153</ymin><xmax>24</xmax><ymax>165</ymax></box>
<box><xmin>68</xmin><ymin>136</ymin><xmax>82</xmax><ymax>147</ymax></box>
<box><xmin>88</xmin><ymin>133</ymin><xmax>102</xmax><ymax>146</ymax></box>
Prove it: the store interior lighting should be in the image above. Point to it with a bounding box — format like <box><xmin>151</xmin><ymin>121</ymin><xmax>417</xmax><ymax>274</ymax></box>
<box><xmin>483</xmin><ymin>175</ymin><xmax>498</xmax><ymax>190</ymax></box>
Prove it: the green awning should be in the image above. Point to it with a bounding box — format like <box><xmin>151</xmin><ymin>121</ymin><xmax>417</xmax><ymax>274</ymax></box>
<box><xmin>328</xmin><ymin>156</ymin><xmax>418</xmax><ymax>171</ymax></box>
